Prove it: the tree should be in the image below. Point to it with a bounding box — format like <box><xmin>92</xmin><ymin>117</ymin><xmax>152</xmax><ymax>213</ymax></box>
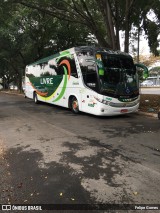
<box><xmin>0</xmin><ymin>0</ymin><xmax>93</xmax><ymax>89</ymax></box>
<box><xmin>2</xmin><ymin>0</ymin><xmax>160</xmax><ymax>53</ymax></box>
<box><xmin>9</xmin><ymin>0</ymin><xmax>142</xmax><ymax>52</ymax></box>
<box><xmin>142</xmin><ymin>0</ymin><xmax>160</xmax><ymax>56</ymax></box>
<box><xmin>132</xmin><ymin>0</ymin><xmax>160</xmax><ymax>56</ymax></box>
<box><xmin>143</xmin><ymin>20</ymin><xmax>159</xmax><ymax>56</ymax></box>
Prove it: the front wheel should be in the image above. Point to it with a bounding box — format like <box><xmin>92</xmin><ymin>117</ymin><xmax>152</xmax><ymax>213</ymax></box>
<box><xmin>34</xmin><ymin>92</ymin><xmax>39</xmax><ymax>104</ymax></box>
<box><xmin>71</xmin><ymin>97</ymin><xmax>79</xmax><ymax>114</ymax></box>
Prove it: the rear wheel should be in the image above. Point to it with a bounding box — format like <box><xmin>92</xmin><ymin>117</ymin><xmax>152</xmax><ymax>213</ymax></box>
<box><xmin>34</xmin><ymin>92</ymin><xmax>39</xmax><ymax>104</ymax></box>
<box><xmin>71</xmin><ymin>97</ymin><xmax>79</xmax><ymax>114</ymax></box>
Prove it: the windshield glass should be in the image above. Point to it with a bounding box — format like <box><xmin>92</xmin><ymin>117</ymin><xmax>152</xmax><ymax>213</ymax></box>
<box><xmin>98</xmin><ymin>54</ymin><xmax>139</xmax><ymax>99</ymax></box>
<box><xmin>77</xmin><ymin>51</ymin><xmax>98</xmax><ymax>91</ymax></box>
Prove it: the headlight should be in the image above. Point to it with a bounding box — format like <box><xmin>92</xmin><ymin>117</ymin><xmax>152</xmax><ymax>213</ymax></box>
<box><xmin>94</xmin><ymin>96</ymin><xmax>110</xmax><ymax>105</ymax></box>
<box><xmin>109</xmin><ymin>99</ymin><xmax>139</xmax><ymax>107</ymax></box>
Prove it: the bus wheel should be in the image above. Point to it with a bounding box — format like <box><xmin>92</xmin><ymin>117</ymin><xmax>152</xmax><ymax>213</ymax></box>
<box><xmin>34</xmin><ymin>92</ymin><xmax>39</xmax><ymax>104</ymax></box>
<box><xmin>71</xmin><ymin>97</ymin><xmax>79</xmax><ymax>114</ymax></box>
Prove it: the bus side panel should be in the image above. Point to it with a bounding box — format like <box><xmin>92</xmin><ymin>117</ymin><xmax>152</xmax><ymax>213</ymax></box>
<box><xmin>25</xmin><ymin>60</ymin><xmax>58</xmax><ymax>101</ymax></box>
<box><xmin>25</xmin><ymin>76</ymin><xmax>34</xmax><ymax>99</ymax></box>
<box><xmin>80</xmin><ymin>88</ymin><xmax>98</xmax><ymax>114</ymax></box>
<box><xmin>45</xmin><ymin>75</ymin><xmax>67</xmax><ymax>107</ymax></box>
<box><xmin>45</xmin><ymin>75</ymin><xmax>82</xmax><ymax>109</ymax></box>
<box><xmin>25</xmin><ymin>49</ymin><xmax>84</xmax><ymax>110</ymax></box>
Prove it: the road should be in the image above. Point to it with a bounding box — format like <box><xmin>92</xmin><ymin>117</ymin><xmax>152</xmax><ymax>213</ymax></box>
<box><xmin>0</xmin><ymin>92</ymin><xmax>160</xmax><ymax>212</ymax></box>
<box><xmin>140</xmin><ymin>87</ymin><xmax>160</xmax><ymax>95</ymax></box>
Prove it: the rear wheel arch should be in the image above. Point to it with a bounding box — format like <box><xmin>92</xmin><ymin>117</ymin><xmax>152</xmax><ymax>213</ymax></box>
<box><xmin>68</xmin><ymin>95</ymin><xmax>80</xmax><ymax>113</ymax></box>
<box><xmin>33</xmin><ymin>91</ymin><xmax>39</xmax><ymax>104</ymax></box>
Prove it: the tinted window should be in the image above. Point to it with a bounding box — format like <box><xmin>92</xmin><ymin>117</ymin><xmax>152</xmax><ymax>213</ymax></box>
<box><xmin>56</xmin><ymin>55</ymin><xmax>78</xmax><ymax>77</ymax></box>
<box><xmin>77</xmin><ymin>51</ymin><xmax>98</xmax><ymax>91</ymax></box>
<box><xmin>102</xmin><ymin>55</ymin><xmax>135</xmax><ymax>70</ymax></box>
<box><xmin>70</xmin><ymin>56</ymin><xmax>78</xmax><ymax>78</ymax></box>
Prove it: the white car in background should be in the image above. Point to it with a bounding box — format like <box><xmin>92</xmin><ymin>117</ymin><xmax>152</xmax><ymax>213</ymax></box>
<box><xmin>141</xmin><ymin>80</ymin><xmax>154</xmax><ymax>87</ymax></box>
<box><xmin>9</xmin><ymin>85</ymin><xmax>18</xmax><ymax>90</ymax></box>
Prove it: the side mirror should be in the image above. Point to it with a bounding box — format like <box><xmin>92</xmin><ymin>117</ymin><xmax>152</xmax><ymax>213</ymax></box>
<box><xmin>135</xmin><ymin>63</ymin><xmax>149</xmax><ymax>80</ymax></box>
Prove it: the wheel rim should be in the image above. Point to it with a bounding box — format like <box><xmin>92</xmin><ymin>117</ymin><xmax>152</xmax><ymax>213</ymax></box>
<box><xmin>34</xmin><ymin>94</ymin><xmax>37</xmax><ymax>102</ymax></box>
<box><xmin>72</xmin><ymin>100</ymin><xmax>78</xmax><ymax>112</ymax></box>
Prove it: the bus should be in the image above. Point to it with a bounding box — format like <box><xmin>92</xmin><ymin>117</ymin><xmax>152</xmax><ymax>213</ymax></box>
<box><xmin>25</xmin><ymin>46</ymin><xmax>148</xmax><ymax>116</ymax></box>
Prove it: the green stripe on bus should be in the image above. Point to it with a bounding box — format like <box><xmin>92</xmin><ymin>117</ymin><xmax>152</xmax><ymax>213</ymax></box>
<box><xmin>53</xmin><ymin>67</ymin><xmax>68</xmax><ymax>102</ymax></box>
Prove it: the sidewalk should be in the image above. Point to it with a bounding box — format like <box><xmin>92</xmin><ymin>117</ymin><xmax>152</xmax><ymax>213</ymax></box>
<box><xmin>137</xmin><ymin>111</ymin><xmax>158</xmax><ymax>119</ymax></box>
<box><xmin>0</xmin><ymin>90</ymin><xmax>24</xmax><ymax>96</ymax></box>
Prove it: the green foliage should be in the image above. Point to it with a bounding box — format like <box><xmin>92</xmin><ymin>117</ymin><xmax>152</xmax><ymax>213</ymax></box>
<box><xmin>150</xmin><ymin>66</ymin><xmax>160</xmax><ymax>72</ymax></box>
<box><xmin>143</xmin><ymin>20</ymin><xmax>159</xmax><ymax>56</ymax></box>
<box><xmin>0</xmin><ymin>0</ymin><xmax>92</xmax><ymax>89</ymax></box>
<box><xmin>0</xmin><ymin>0</ymin><xmax>160</xmax><ymax>88</ymax></box>
<box><xmin>149</xmin><ymin>66</ymin><xmax>160</xmax><ymax>76</ymax></box>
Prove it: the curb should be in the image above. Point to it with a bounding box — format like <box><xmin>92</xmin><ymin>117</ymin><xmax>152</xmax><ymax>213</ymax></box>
<box><xmin>0</xmin><ymin>91</ymin><xmax>24</xmax><ymax>96</ymax></box>
<box><xmin>138</xmin><ymin>111</ymin><xmax>158</xmax><ymax>118</ymax></box>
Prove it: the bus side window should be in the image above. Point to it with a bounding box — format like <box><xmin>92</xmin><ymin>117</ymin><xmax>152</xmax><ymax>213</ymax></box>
<box><xmin>57</xmin><ymin>64</ymin><xmax>65</xmax><ymax>75</ymax></box>
<box><xmin>85</xmin><ymin>65</ymin><xmax>98</xmax><ymax>91</ymax></box>
<box><xmin>70</xmin><ymin>56</ymin><xmax>78</xmax><ymax>78</ymax></box>
<box><xmin>56</xmin><ymin>55</ymin><xmax>78</xmax><ymax>78</ymax></box>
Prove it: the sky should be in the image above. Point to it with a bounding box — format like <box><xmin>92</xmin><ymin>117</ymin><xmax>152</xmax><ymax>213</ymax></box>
<box><xmin>120</xmin><ymin>10</ymin><xmax>160</xmax><ymax>56</ymax></box>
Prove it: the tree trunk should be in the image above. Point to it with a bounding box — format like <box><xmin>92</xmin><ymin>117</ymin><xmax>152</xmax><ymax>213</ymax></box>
<box><xmin>92</xmin><ymin>27</ymin><xmax>111</xmax><ymax>48</ymax></box>
<box><xmin>124</xmin><ymin>0</ymin><xmax>130</xmax><ymax>53</ymax></box>
<box><xmin>106</xmin><ymin>0</ymin><xmax>116</xmax><ymax>49</ymax></box>
<box><xmin>114</xmin><ymin>0</ymin><xmax>120</xmax><ymax>50</ymax></box>
<box><xmin>137</xmin><ymin>25</ymin><xmax>140</xmax><ymax>63</ymax></box>
<box><xmin>96</xmin><ymin>0</ymin><xmax>117</xmax><ymax>49</ymax></box>
<box><xmin>124</xmin><ymin>0</ymin><xmax>135</xmax><ymax>53</ymax></box>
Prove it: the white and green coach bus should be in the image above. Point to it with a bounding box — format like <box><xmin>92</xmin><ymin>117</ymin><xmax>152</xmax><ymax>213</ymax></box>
<box><xmin>25</xmin><ymin>46</ymin><xmax>148</xmax><ymax>116</ymax></box>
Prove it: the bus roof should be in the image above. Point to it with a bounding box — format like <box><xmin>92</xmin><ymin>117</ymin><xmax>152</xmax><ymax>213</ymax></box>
<box><xmin>75</xmin><ymin>46</ymin><xmax>131</xmax><ymax>57</ymax></box>
<box><xmin>27</xmin><ymin>46</ymin><xmax>131</xmax><ymax>66</ymax></box>
<box><xmin>28</xmin><ymin>47</ymin><xmax>76</xmax><ymax>66</ymax></box>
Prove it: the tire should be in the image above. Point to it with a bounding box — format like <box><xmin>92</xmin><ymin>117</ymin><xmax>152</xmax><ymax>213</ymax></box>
<box><xmin>34</xmin><ymin>92</ymin><xmax>39</xmax><ymax>104</ymax></box>
<box><xmin>71</xmin><ymin>97</ymin><xmax>79</xmax><ymax>114</ymax></box>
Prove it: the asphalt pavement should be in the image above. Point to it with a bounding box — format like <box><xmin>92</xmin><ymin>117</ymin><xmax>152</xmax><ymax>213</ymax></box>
<box><xmin>0</xmin><ymin>92</ymin><xmax>160</xmax><ymax>213</ymax></box>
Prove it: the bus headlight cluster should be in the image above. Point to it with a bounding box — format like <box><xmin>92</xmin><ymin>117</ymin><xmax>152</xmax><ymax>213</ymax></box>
<box><xmin>94</xmin><ymin>97</ymin><xmax>110</xmax><ymax>105</ymax></box>
<box><xmin>109</xmin><ymin>99</ymin><xmax>139</xmax><ymax>107</ymax></box>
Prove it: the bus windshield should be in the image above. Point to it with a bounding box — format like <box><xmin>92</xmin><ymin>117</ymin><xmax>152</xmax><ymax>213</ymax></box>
<box><xmin>98</xmin><ymin>54</ymin><xmax>139</xmax><ymax>99</ymax></box>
